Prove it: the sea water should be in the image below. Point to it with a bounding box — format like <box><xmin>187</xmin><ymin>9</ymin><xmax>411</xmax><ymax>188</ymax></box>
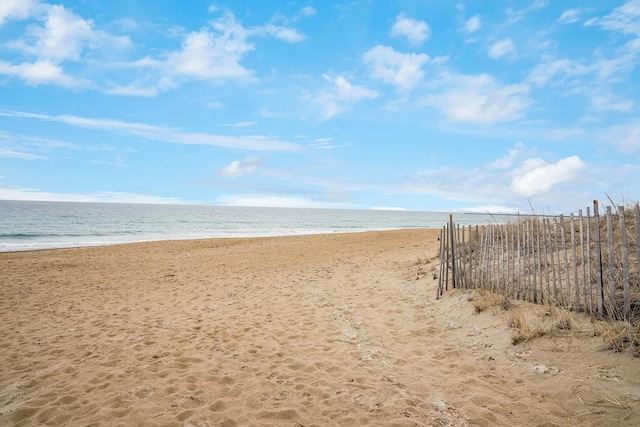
<box><xmin>0</xmin><ymin>200</ymin><xmax>507</xmax><ymax>252</ymax></box>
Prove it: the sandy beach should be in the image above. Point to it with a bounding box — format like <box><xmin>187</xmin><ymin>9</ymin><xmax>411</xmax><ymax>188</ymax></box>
<box><xmin>1</xmin><ymin>229</ymin><xmax>638</xmax><ymax>426</ymax></box>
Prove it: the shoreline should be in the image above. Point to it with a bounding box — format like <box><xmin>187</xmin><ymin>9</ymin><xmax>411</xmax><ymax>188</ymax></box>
<box><xmin>0</xmin><ymin>226</ymin><xmax>438</xmax><ymax>254</ymax></box>
<box><xmin>1</xmin><ymin>229</ymin><xmax>638</xmax><ymax>426</ymax></box>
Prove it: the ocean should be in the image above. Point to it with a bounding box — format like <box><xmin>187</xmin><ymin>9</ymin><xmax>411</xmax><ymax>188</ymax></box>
<box><xmin>0</xmin><ymin>200</ymin><xmax>507</xmax><ymax>252</ymax></box>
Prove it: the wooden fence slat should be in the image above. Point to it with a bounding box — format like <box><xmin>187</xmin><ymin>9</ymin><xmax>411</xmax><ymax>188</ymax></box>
<box><xmin>437</xmin><ymin>227</ymin><xmax>445</xmax><ymax>299</ymax></box>
<box><xmin>586</xmin><ymin>206</ymin><xmax>593</xmax><ymax>315</ymax></box>
<box><xmin>530</xmin><ymin>219</ymin><xmax>536</xmax><ymax>303</ymax></box>
<box><xmin>579</xmin><ymin>210</ymin><xmax>587</xmax><ymax>312</ymax></box>
<box><xmin>571</xmin><ymin>213</ymin><xmax>580</xmax><ymax>309</ymax></box>
<box><xmin>635</xmin><ymin>205</ymin><xmax>640</xmax><ymax>287</ymax></box>
<box><xmin>619</xmin><ymin>206</ymin><xmax>630</xmax><ymax>320</ymax></box>
<box><xmin>560</xmin><ymin>214</ymin><xmax>571</xmax><ymax>307</ymax></box>
<box><xmin>526</xmin><ymin>219</ymin><xmax>531</xmax><ymax>302</ymax></box>
<box><xmin>542</xmin><ymin>218</ymin><xmax>551</xmax><ymax>303</ymax></box>
<box><xmin>606</xmin><ymin>206</ymin><xmax>615</xmax><ymax>316</ymax></box>
<box><xmin>594</xmin><ymin>201</ymin><xmax>604</xmax><ymax>319</ymax></box>
<box><xmin>517</xmin><ymin>219</ymin><xmax>522</xmax><ymax>300</ymax></box>
<box><xmin>553</xmin><ymin>219</ymin><xmax>560</xmax><ymax>303</ymax></box>
<box><xmin>445</xmin><ymin>222</ymin><xmax>450</xmax><ymax>291</ymax></box>
<box><xmin>449</xmin><ymin>215</ymin><xmax>456</xmax><ymax>289</ymax></box>
<box><xmin>467</xmin><ymin>225</ymin><xmax>472</xmax><ymax>289</ymax></box>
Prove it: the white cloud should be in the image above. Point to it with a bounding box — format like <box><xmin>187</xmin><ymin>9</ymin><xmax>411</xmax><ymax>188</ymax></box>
<box><xmin>7</xmin><ymin>4</ymin><xmax>131</xmax><ymax>61</ymax></box>
<box><xmin>487</xmin><ymin>143</ymin><xmax>525</xmax><ymax>169</ymax></box>
<box><xmin>453</xmin><ymin>205</ymin><xmax>519</xmax><ymax>214</ymax></box>
<box><xmin>316</xmin><ymin>74</ymin><xmax>378</xmax><ymax>120</ymax></box>
<box><xmin>217</xmin><ymin>194</ymin><xmax>350</xmax><ymax>209</ymax></box>
<box><xmin>506</xmin><ymin>0</ymin><xmax>548</xmax><ymax>25</ymax></box>
<box><xmin>585</xmin><ymin>0</ymin><xmax>640</xmax><ymax>35</ymax></box>
<box><xmin>0</xmin><ymin>60</ymin><xmax>86</xmax><ymax>88</ymax></box>
<box><xmin>0</xmin><ymin>0</ymin><xmax>39</xmax><ymax>26</ymax></box>
<box><xmin>0</xmin><ymin>109</ymin><xmax>301</xmax><ymax>152</ymax></box>
<box><xmin>546</xmin><ymin>127</ymin><xmax>585</xmax><ymax>141</ymax></box>
<box><xmin>421</xmin><ymin>73</ymin><xmax>531</xmax><ymax>125</ymax></box>
<box><xmin>223</xmin><ymin>121</ymin><xmax>257</xmax><ymax>128</ymax></box>
<box><xmin>527</xmin><ymin>59</ymin><xmax>576</xmax><ymax>86</ymax></box>
<box><xmin>14</xmin><ymin>4</ymin><xmax>92</xmax><ymax>61</ymax></box>
<box><xmin>597</xmin><ymin>123</ymin><xmax>640</xmax><ymax>155</ymax></box>
<box><xmin>588</xmin><ymin>91</ymin><xmax>634</xmax><ymax>112</ymax></box>
<box><xmin>0</xmin><ymin>130</ymin><xmax>79</xmax><ymax>161</ymax></box>
<box><xmin>164</xmin><ymin>16</ymin><xmax>254</xmax><ymax>83</ymax></box>
<box><xmin>103</xmin><ymin>83</ymin><xmax>159</xmax><ymax>97</ymax></box>
<box><xmin>295</xmin><ymin>6</ymin><xmax>317</xmax><ymax>19</ymax></box>
<box><xmin>363</xmin><ymin>45</ymin><xmax>429</xmax><ymax>92</ymax></box>
<box><xmin>0</xmin><ymin>3</ymin><xmax>130</xmax><ymax>87</ymax></box>
<box><xmin>0</xmin><ymin>188</ymin><xmax>187</xmax><ymax>204</ymax></box>
<box><xmin>488</xmin><ymin>38</ymin><xmax>515</xmax><ymax>59</ymax></box>
<box><xmin>370</xmin><ymin>206</ymin><xmax>407</xmax><ymax>211</ymax></box>
<box><xmin>390</xmin><ymin>13</ymin><xmax>430</xmax><ymax>46</ymax></box>
<box><xmin>257</xmin><ymin>24</ymin><xmax>305</xmax><ymax>43</ymax></box>
<box><xmin>403</xmin><ymin>145</ymin><xmax>596</xmax><ymax>212</ymax></box>
<box><xmin>464</xmin><ymin>15</ymin><xmax>481</xmax><ymax>33</ymax></box>
<box><xmin>0</xmin><ymin>148</ymin><xmax>45</xmax><ymax>160</ymax></box>
<box><xmin>557</xmin><ymin>8</ymin><xmax>580</xmax><ymax>24</ymax></box>
<box><xmin>221</xmin><ymin>156</ymin><xmax>264</xmax><ymax>178</ymax></box>
<box><xmin>512</xmin><ymin>156</ymin><xmax>586</xmax><ymax>197</ymax></box>
<box><xmin>114</xmin><ymin>11</ymin><xmax>303</xmax><ymax>95</ymax></box>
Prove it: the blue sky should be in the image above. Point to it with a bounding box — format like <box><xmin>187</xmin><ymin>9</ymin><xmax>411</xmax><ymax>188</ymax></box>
<box><xmin>0</xmin><ymin>0</ymin><xmax>638</xmax><ymax>213</ymax></box>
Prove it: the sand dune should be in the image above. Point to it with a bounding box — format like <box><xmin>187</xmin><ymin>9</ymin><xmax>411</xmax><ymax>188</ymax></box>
<box><xmin>1</xmin><ymin>230</ymin><xmax>638</xmax><ymax>426</ymax></box>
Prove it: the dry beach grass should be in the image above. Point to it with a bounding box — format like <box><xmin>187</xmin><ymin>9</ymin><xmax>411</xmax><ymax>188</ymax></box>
<box><xmin>1</xmin><ymin>229</ymin><xmax>638</xmax><ymax>426</ymax></box>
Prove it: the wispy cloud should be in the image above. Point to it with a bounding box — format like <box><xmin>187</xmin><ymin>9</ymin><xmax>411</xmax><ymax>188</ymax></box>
<box><xmin>597</xmin><ymin>123</ymin><xmax>640</xmax><ymax>155</ymax></box>
<box><xmin>506</xmin><ymin>0</ymin><xmax>548</xmax><ymax>26</ymax></box>
<box><xmin>220</xmin><ymin>155</ymin><xmax>265</xmax><ymax>178</ymax></box>
<box><xmin>0</xmin><ymin>187</ymin><xmax>188</xmax><ymax>204</ymax></box>
<box><xmin>421</xmin><ymin>73</ymin><xmax>531</xmax><ymax>125</ymax></box>
<box><xmin>223</xmin><ymin>121</ymin><xmax>258</xmax><ymax>128</ymax></box>
<box><xmin>585</xmin><ymin>0</ymin><xmax>640</xmax><ymax>35</ymax></box>
<box><xmin>315</xmin><ymin>74</ymin><xmax>378</xmax><ymax>120</ymax></box>
<box><xmin>463</xmin><ymin>15</ymin><xmax>482</xmax><ymax>33</ymax></box>
<box><xmin>390</xmin><ymin>13</ymin><xmax>430</xmax><ymax>46</ymax></box>
<box><xmin>488</xmin><ymin>38</ymin><xmax>515</xmax><ymax>59</ymax></box>
<box><xmin>363</xmin><ymin>45</ymin><xmax>429</xmax><ymax>92</ymax></box>
<box><xmin>0</xmin><ymin>110</ymin><xmax>301</xmax><ymax>152</ymax></box>
<box><xmin>556</xmin><ymin>8</ymin><xmax>581</xmax><ymax>24</ymax></box>
<box><xmin>217</xmin><ymin>194</ymin><xmax>353</xmax><ymax>209</ymax></box>
<box><xmin>0</xmin><ymin>148</ymin><xmax>46</xmax><ymax>160</ymax></box>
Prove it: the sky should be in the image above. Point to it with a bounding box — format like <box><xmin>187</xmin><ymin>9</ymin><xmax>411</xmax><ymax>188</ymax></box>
<box><xmin>0</xmin><ymin>0</ymin><xmax>638</xmax><ymax>214</ymax></box>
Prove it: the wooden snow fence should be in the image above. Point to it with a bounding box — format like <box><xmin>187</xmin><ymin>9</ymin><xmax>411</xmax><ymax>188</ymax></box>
<box><xmin>436</xmin><ymin>201</ymin><xmax>640</xmax><ymax>322</ymax></box>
